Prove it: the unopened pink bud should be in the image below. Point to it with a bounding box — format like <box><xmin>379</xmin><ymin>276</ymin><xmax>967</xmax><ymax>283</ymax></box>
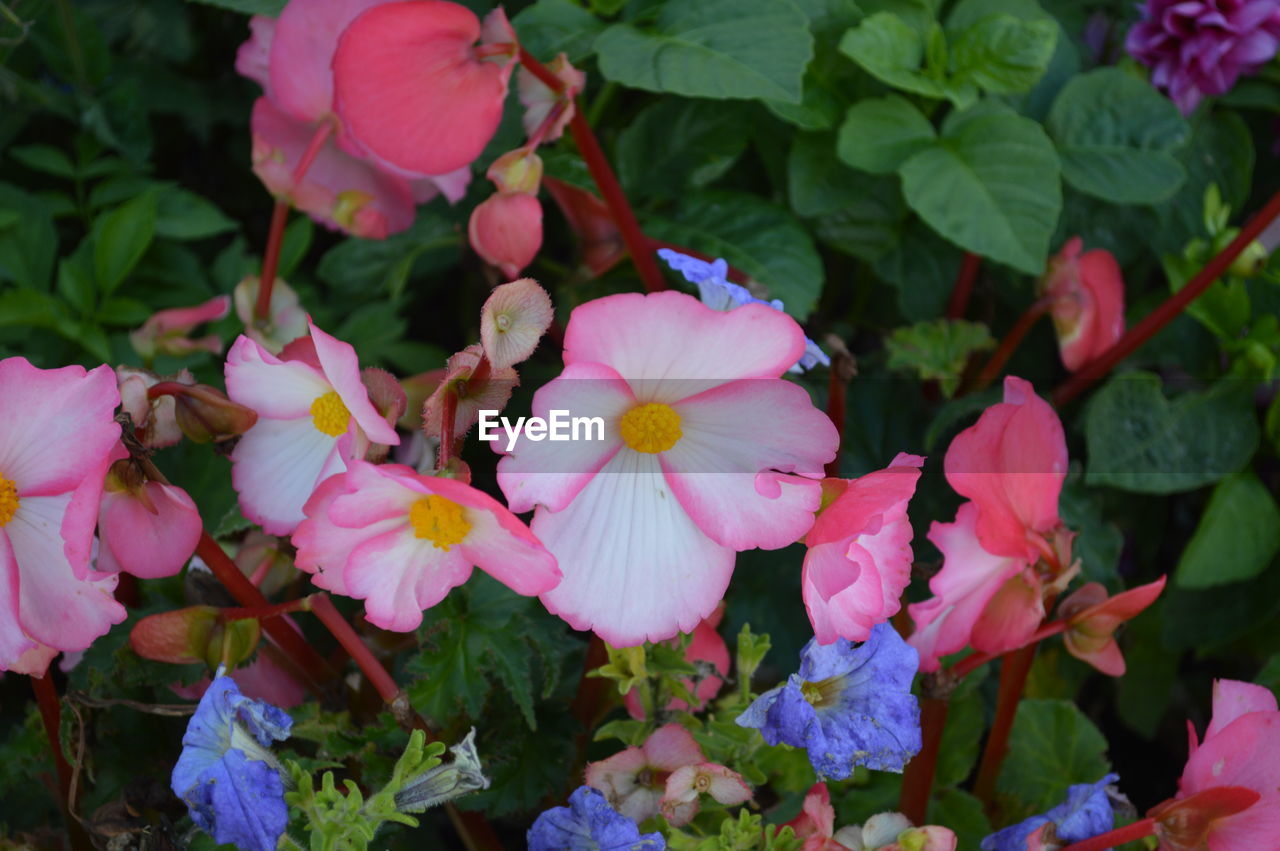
<box><xmin>468</xmin><ymin>192</ymin><xmax>543</xmax><ymax>279</ymax></box>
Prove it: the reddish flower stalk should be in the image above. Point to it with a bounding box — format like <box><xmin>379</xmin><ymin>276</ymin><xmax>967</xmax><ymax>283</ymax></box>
<box><xmin>969</xmin><ymin>295</ymin><xmax>1056</xmax><ymax>393</ymax></box>
<box><xmin>220</xmin><ymin>596</ymin><xmax>315</xmax><ymax>622</ymax></box>
<box><xmin>973</xmin><ymin>643</ymin><xmax>1038</xmax><ymax>808</ymax></box>
<box><xmin>1058</xmin><ymin>816</ymin><xmax>1156</xmax><ymax>851</ymax></box>
<box><xmin>899</xmin><ymin>695</ymin><xmax>950</xmax><ymax>824</ymax></box>
<box><xmin>947</xmin><ymin>252</ymin><xmax>982</xmax><ymax>319</ymax></box>
<box><xmin>1053</xmin><ymin>186</ymin><xmax>1280</xmax><ymax>407</ymax></box>
<box><xmin>950</xmin><ymin>618</ymin><xmax>1068</xmax><ymax>680</ymax></box>
<box><xmin>518</xmin><ymin>47</ymin><xmax>665</xmax><ymax>293</ymax></box>
<box><xmin>30</xmin><ymin>674</ymin><xmax>85</xmax><ymax>848</ymax></box>
<box><xmin>308</xmin><ymin>594</ymin><xmax>406</xmax><ymax>710</ymax></box>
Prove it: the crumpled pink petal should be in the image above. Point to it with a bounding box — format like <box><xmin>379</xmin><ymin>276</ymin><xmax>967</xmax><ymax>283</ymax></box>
<box><xmin>661</xmin><ymin>762</ymin><xmax>751</xmax><ymax>827</ymax></box>
<box><xmin>98</xmin><ymin>481</ymin><xmax>202</xmax><ymax>579</ymax></box>
<box><xmin>1042</xmin><ymin>237</ymin><xmax>1125</xmax><ymax>372</ymax></box>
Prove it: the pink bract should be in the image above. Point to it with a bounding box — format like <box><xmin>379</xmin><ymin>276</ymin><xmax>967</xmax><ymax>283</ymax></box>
<box><xmin>292</xmin><ymin>460</ymin><xmax>559</xmax><ymax>632</ymax></box>
<box><xmin>1042</xmin><ymin>237</ymin><xmax>1125</xmax><ymax>373</ymax></box>
<box><xmin>1059</xmin><ymin>576</ymin><xmax>1166</xmax><ymax>676</ymax></box>
<box><xmin>0</xmin><ymin>358</ymin><xmax>125</xmax><ymax>674</ymax></box>
<box><xmin>333</xmin><ymin>1</ymin><xmax>516</xmax><ymax>176</ymax></box>
<box><xmin>469</xmin><ymin>192</ymin><xmax>544</xmax><ymax>280</ymax></box>
<box><xmin>802</xmin><ymin>453</ymin><xmax>924</xmax><ymax>644</ymax></box>
<box><xmin>497</xmin><ymin>291</ymin><xmax>838</xmax><ymax>646</ymax></box>
<box><xmin>98</xmin><ymin>476</ymin><xmax>203</xmax><ymax>580</ymax></box>
<box><xmin>944</xmin><ymin>375</ymin><xmax>1066</xmax><ymax>563</ymax></box>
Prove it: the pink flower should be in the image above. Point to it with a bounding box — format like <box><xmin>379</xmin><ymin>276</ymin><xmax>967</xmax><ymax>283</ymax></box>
<box><xmin>480</xmin><ymin>278</ymin><xmax>555</xmax><ymax>370</ymax></box>
<box><xmin>787</xmin><ymin>785</ymin><xmax>957</xmax><ymax>851</ymax></box>
<box><xmin>233</xmin><ymin>274</ymin><xmax>308</xmax><ymax>354</ymax></box>
<box><xmin>117</xmin><ymin>365</ymin><xmax>192</xmax><ymax>449</ymax></box>
<box><xmin>225</xmin><ymin>320</ymin><xmax>400</xmax><ymax>535</ymax></box>
<box><xmin>292</xmin><ymin>460</ymin><xmax>559</xmax><ymax>631</ymax></box>
<box><xmin>333</xmin><ymin>1</ymin><xmax>517</xmax><ymax>176</ymax></box>
<box><xmin>786</xmin><ymin>783</ymin><xmax>845</xmax><ymax>850</ymax></box>
<box><xmin>1040</xmin><ymin>238</ymin><xmax>1125</xmax><ymax>373</ymax></box>
<box><xmin>469</xmin><ymin>192</ymin><xmax>543</xmax><ymax>279</ymax></box>
<box><xmin>518</xmin><ymin>53</ymin><xmax>585</xmax><ymax>143</ymax></box>
<box><xmin>802</xmin><ymin>453</ymin><xmax>924</xmax><ymax>644</ymax></box>
<box><xmin>129</xmin><ymin>295</ymin><xmax>230</xmax><ymax>360</ymax></box>
<box><xmin>661</xmin><ymin>762</ymin><xmax>751</xmax><ymax>827</ymax></box>
<box><xmin>943</xmin><ymin>376</ymin><xmax>1067</xmax><ymax>564</ymax></box>
<box><xmin>0</xmin><ymin>358</ymin><xmax>125</xmax><ymax>673</ymax></box>
<box><xmin>1058</xmin><ymin>577</ymin><xmax>1166</xmax><ymax>676</ymax></box>
<box><xmin>498</xmin><ymin>291</ymin><xmax>838</xmax><ymax>645</ymax></box>
<box><xmin>98</xmin><ymin>456</ymin><xmax>203</xmax><ymax>579</ymax></box>
<box><xmin>623</xmin><ymin>608</ymin><xmax>730</xmax><ymax>719</ymax></box>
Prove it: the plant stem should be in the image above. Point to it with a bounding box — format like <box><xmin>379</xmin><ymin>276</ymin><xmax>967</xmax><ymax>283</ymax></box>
<box><xmin>255</xmin><ymin>200</ymin><xmax>290</xmax><ymax>321</ymax></box>
<box><xmin>1053</xmin><ymin>186</ymin><xmax>1280</xmax><ymax>407</ymax></box>
<box><xmin>950</xmin><ymin>619</ymin><xmax>1068</xmax><ymax>680</ymax></box>
<box><xmin>1059</xmin><ymin>817</ymin><xmax>1156</xmax><ymax>851</ymax></box>
<box><xmin>308</xmin><ymin>594</ymin><xmax>408</xmax><ymax>714</ymax></box>
<box><xmin>899</xmin><ymin>695</ymin><xmax>950</xmax><ymax>824</ymax></box>
<box><xmin>31</xmin><ymin>675</ymin><xmax>92</xmax><ymax>851</ymax></box>
<box><xmin>221</xmin><ymin>596</ymin><xmax>315</xmax><ymax>622</ymax></box>
<box><xmin>970</xmin><ymin>295</ymin><xmax>1054</xmax><ymax>393</ymax></box>
<box><xmin>972</xmin><ymin>643</ymin><xmax>1038</xmax><ymax>809</ymax></box>
<box><xmin>947</xmin><ymin>253</ymin><xmax>982</xmax><ymax>319</ymax></box>
<box><xmin>518</xmin><ymin>47</ymin><xmax>665</xmax><ymax>294</ymax></box>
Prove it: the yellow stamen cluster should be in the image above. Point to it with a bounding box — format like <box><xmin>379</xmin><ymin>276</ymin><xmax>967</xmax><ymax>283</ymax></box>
<box><xmin>310</xmin><ymin>391</ymin><xmax>351</xmax><ymax>437</ymax></box>
<box><xmin>409</xmin><ymin>494</ymin><xmax>472</xmax><ymax>551</ymax></box>
<box><xmin>619</xmin><ymin>403</ymin><xmax>682</xmax><ymax>454</ymax></box>
<box><xmin>800</xmin><ymin>675</ymin><xmax>845</xmax><ymax>710</ymax></box>
<box><xmin>0</xmin><ymin>475</ymin><xmax>18</xmax><ymax>526</ymax></box>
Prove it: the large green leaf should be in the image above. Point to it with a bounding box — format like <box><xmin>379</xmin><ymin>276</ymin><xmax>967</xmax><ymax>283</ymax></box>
<box><xmin>840</xmin><ymin>13</ymin><xmax>977</xmax><ymax>108</ymax></box>
<box><xmin>513</xmin><ymin>0</ymin><xmax>604</xmax><ymax>63</ymax></box>
<box><xmin>949</xmin><ymin>13</ymin><xmax>1057</xmax><ymax>94</ymax></box>
<box><xmin>93</xmin><ymin>190</ymin><xmax>157</xmax><ymax>294</ymax></box>
<box><xmin>837</xmin><ymin>95</ymin><xmax>936</xmax><ymax>174</ymax></box>
<box><xmin>155</xmin><ymin>186</ymin><xmax>238</xmax><ymax>241</ymax></box>
<box><xmin>184</xmin><ymin>0</ymin><xmax>286</xmax><ymax>14</ymax></box>
<box><xmin>899</xmin><ymin>109</ymin><xmax>1061</xmax><ymax>273</ymax></box>
<box><xmin>596</xmin><ymin>0</ymin><xmax>813</xmax><ymax>103</ymax></box>
<box><xmin>644</xmin><ymin>191</ymin><xmax>824</xmax><ymax>319</ymax></box>
<box><xmin>1084</xmin><ymin>372</ymin><xmax>1259</xmax><ymax>494</ymax></box>
<box><xmin>317</xmin><ymin>213</ymin><xmax>461</xmax><ymax>298</ymax></box>
<box><xmin>0</xmin><ymin>184</ymin><xmax>57</xmax><ymax>290</ymax></box>
<box><xmin>1176</xmin><ymin>472</ymin><xmax>1280</xmax><ymax>588</ymax></box>
<box><xmin>616</xmin><ymin>99</ymin><xmax>750</xmax><ymax>199</ymax></box>
<box><xmin>1046</xmin><ymin>68</ymin><xmax>1190</xmax><ymax>205</ymax></box>
<box><xmin>997</xmin><ymin>699</ymin><xmax>1110</xmax><ymax>815</ymax></box>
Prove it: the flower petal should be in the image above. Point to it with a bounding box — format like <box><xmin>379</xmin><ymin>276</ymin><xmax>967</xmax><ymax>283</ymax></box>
<box><xmin>231</xmin><ymin>417</ymin><xmax>345</xmax><ymax>535</ymax></box>
<box><xmin>0</xmin><ymin>532</ymin><xmax>38</xmax><ymax>668</ymax></box>
<box><xmin>345</xmin><ymin>528</ymin><xmax>473</xmax><ymax>632</ymax></box>
<box><xmin>267</xmin><ymin>0</ymin><xmax>385</xmax><ymax>122</ymax></box>
<box><xmin>99</xmin><ymin>482</ymin><xmax>202</xmax><ymax>579</ymax></box>
<box><xmin>310</xmin><ymin>319</ymin><xmax>400</xmax><ymax>446</ymax></box>
<box><xmin>225</xmin><ymin>334</ymin><xmax>332</xmax><ymax>420</ymax></box>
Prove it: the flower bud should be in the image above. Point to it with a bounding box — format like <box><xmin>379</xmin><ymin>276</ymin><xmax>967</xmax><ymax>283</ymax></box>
<box><xmin>1039</xmin><ymin>237</ymin><xmax>1125</xmax><ymax>373</ymax></box>
<box><xmin>487</xmin><ymin>149</ymin><xmax>543</xmax><ymax>195</ymax></box>
<box><xmin>165</xmin><ymin>383</ymin><xmax>259</xmax><ymax>443</ymax></box>
<box><xmin>129</xmin><ymin>296</ymin><xmax>230</xmax><ymax>360</ymax></box>
<box><xmin>1228</xmin><ymin>239</ymin><xmax>1269</xmax><ymax>277</ymax></box>
<box><xmin>394</xmin><ymin>729</ymin><xmax>489</xmax><ymax>813</ymax></box>
<box><xmin>468</xmin><ymin>192</ymin><xmax>542</xmax><ymax>279</ymax></box>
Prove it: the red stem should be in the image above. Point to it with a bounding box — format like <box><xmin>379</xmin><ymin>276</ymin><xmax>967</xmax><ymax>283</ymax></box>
<box><xmin>899</xmin><ymin>696</ymin><xmax>950</xmax><ymax>824</ymax></box>
<box><xmin>31</xmin><ymin>675</ymin><xmax>92</xmax><ymax>850</ymax></box>
<box><xmin>1060</xmin><ymin>817</ymin><xmax>1156</xmax><ymax>851</ymax></box>
<box><xmin>971</xmin><ymin>296</ymin><xmax>1055</xmax><ymax>393</ymax></box>
<box><xmin>308</xmin><ymin>593</ymin><xmax>402</xmax><ymax>706</ymax></box>
<box><xmin>947</xmin><ymin>253</ymin><xmax>982</xmax><ymax>319</ymax></box>
<box><xmin>1053</xmin><ymin>186</ymin><xmax>1280</xmax><ymax>407</ymax></box>
<box><xmin>518</xmin><ymin>47</ymin><xmax>666</xmax><ymax>294</ymax></box>
<box><xmin>950</xmin><ymin>619</ymin><xmax>1068</xmax><ymax>680</ymax></box>
<box><xmin>220</xmin><ymin>596</ymin><xmax>314</xmax><ymax>622</ymax></box>
<box><xmin>255</xmin><ymin>200</ymin><xmax>290</xmax><ymax>321</ymax></box>
<box><xmin>973</xmin><ymin>643</ymin><xmax>1038</xmax><ymax>808</ymax></box>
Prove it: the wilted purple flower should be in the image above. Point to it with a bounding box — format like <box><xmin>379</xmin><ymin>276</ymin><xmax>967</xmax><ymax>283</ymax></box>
<box><xmin>528</xmin><ymin>786</ymin><xmax>665</xmax><ymax>850</ymax></box>
<box><xmin>980</xmin><ymin>773</ymin><xmax>1119</xmax><ymax>851</ymax></box>
<box><xmin>736</xmin><ymin>622</ymin><xmax>921</xmax><ymax>778</ymax></box>
<box><xmin>1126</xmin><ymin>0</ymin><xmax>1280</xmax><ymax>114</ymax></box>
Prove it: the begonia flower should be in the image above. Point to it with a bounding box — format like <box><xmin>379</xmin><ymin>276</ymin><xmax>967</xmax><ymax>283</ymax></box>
<box><xmin>981</xmin><ymin>773</ymin><xmax>1118</xmax><ymax>850</ymax></box>
<box><xmin>233</xmin><ymin>274</ymin><xmax>308</xmax><ymax>354</ymax></box>
<box><xmin>0</xmin><ymin>358</ymin><xmax>125</xmax><ymax>673</ymax></box>
<box><xmin>803</xmin><ymin>453</ymin><xmax>924</xmax><ymax>644</ymax></box>
<box><xmin>129</xmin><ymin>295</ymin><xmax>230</xmax><ymax>361</ymax></box>
<box><xmin>943</xmin><ymin>376</ymin><xmax>1067</xmax><ymax>564</ymax></box>
<box><xmin>225</xmin><ymin>320</ymin><xmax>400</xmax><ymax>535</ymax></box>
<box><xmin>661</xmin><ymin>762</ymin><xmax>751</xmax><ymax>827</ymax></box>
<box><xmin>737</xmin><ymin>623</ymin><xmax>921</xmax><ymax>777</ymax></box>
<box><xmin>1058</xmin><ymin>577</ymin><xmax>1166</xmax><ymax>676</ymax></box>
<box><xmin>843</xmin><ymin>820</ymin><xmax>956</xmax><ymax>851</ymax></box>
<box><xmin>1040</xmin><ymin>238</ymin><xmax>1125</xmax><ymax>373</ymax></box>
<box><xmin>171</xmin><ymin>670</ymin><xmax>292</xmax><ymax>851</ymax></box>
<box><xmin>518</xmin><ymin>53</ymin><xmax>585</xmax><ymax>143</ymax></box>
<box><xmin>1127</xmin><ymin>0</ymin><xmax>1280</xmax><ymax>114</ymax></box>
<box><xmin>469</xmin><ymin>192</ymin><xmax>544</xmax><ymax>280</ymax></box>
<box><xmin>97</xmin><ymin>455</ymin><xmax>202</xmax><ymax>579</ymax></box>
<box><xmin>292</xmin><ymin>459</ymin><xmax>559</xmax><ymax>631</ymax></box>
<box><xmin>659</xmin><ymin>249</ymin><xmax>829</xmax><ymax>373</ymax></box>
<box><xmin>117</xmin><ymin>365</ymin><xmax>192</xmax><ymax>449</ymax></box>
<box><xmin>333</xmin><ymin>1</ymin><xmax>517</xmax><ymax>177</ymax></box>
<box><xmin>498</xmin><ymin>291</ymin><xmax>838</xmax><ymax>645</ymax></box>
<box><xmin>480</xmin><ymin>278</ymin><xmax>555</xmax><ymax>370</ymax></box>
<box><xmin>586</xmin><ymin>723</ymin><xmax>703</xmax><ymax>824</ymax></box>
<box><xmin>623</xmin><ymin>609</ymin><xmax>730</xmax><ymax>719</ymax></box>
<box><xmin>786</xmin><ymin>783</ymin><xmax>846</xmax><ymax>850</ymax></box>
<box><xmin>527</xmin><ymin>785</ymin><xmax>665</xmax><ymax>850</ymax></box>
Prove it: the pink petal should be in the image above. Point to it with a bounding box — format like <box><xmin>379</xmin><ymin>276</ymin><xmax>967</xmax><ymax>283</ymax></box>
<box><xmin>235</xmin><ymin>15</ymin><xmax>275</xmax><ymax>92</ymax></box>
<box><xmin>345</xmin><ymin>527</ymin><xmax>473</xmax><ymax>631</ymax></box>
<box><xmin>1073</xmin><ymin>248</ymin><xmax>1125</xmax><ymax>369</ymax></box>
<box><xmin>0</xmin><ymin>359</ymin><xmax>120</xmax><ymax>498</ymax></box>
<box><xmin>295</xmin><ymin>471</ymin><xmax>389</xmax><ymax>595</ymax></box>
<box><xmin>62</xmin><ymin>446</ymin><xmax>116</xmax><ymax>579</ymax></box>
<box><xmin>98</xmin><ymin>482</ymin><xmax>202</xmax><ymax>579</ymax></box>
<box><xmin>333</xmin><ymin>0</ymin><xmax>512</xmax><ymax>175</ymax></box>
<box><xmin>1207</xmin><ymin>680</ymin><xmax>1279</xmax><ymax>741</ymax></box>
<box><xmin>231</xmin><ymin>417</ymin><xmax>347</xmax><ymax>535</ymax></box>
<box><xmin>585</xmin><ymin>747</ymin><xmax>659</xmax><ymax>823</ymax></box>
<box><xmin>644</xmin><ymin>723</ymin><xmax>706</xmax><ymax>770</ymax></box>
<box><xmin>9</xmin><ymin>642</ymin><xmax>60</xmax><ymax>677</ymax></box>
<box><xmin>468</xmin><ymin>192</ymin><xmax>543</xmax><ymax>279</ymax></box>
<box><xmin>225</xmin><ymin>334</ymin><xmax>333</xmax><ymax>419</ymax></box>
<box><xmin>449</xmin><ymin>495</ymin><xmax>560</xmax><ymax>597</ymax></box>
<box><xmin>310</xmin><ymin>319</ymin><xmax>400</xmax><ymax>446</ymax></box>
<box><xmin>0</xmin><ymin>532</ymin><xmax>38</xmax><ymax>668</ymax></box>
<box><xmin>267</xmin><ymin>0</ymin><xmax>386</xmax><ymax>123</ymax></box>
<box><xmin>969</xmin><ymin>567</ymin><xmax>1043</xmax><ymax>655</ymax></box>
<box><xmin>1182</xmin><ymin>711</ymin><xmax>1280</xmax><ymax>803</ymax></box>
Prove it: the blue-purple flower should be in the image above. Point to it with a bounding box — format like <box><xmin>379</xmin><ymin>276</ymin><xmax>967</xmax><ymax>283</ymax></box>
<box><xmin>171</xmin><ymin>670</ymin><xmax>293</xmax><ymax>851</ymax></box>
<box><xmin>736</xmin><ymin>622</ymin><xmax>921</xmax><ymax>778</ymax></box>
<box><xmin>528</xmin><ymin>786</ymin><xmax>665</xmax><ymax>850</ymax></box>
<box><xmin>658</xmin><ymin>249</ymin><xmax>829</xmax><ymax>373</ymax></box>
<box><xmin>1126</xmin><ymin>0</ymin><xmax>1280</xmax><ymax>114</ymax></box>
<box><xmin>980</xmin><ymin>773</ymin><xmax>1119</xmax><ymax>851</ymax></box>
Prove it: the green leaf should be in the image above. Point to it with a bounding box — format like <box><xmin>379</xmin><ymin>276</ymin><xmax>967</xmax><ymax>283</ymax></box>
<box><xmin>1153</xmin><ymin>112</ymin><xmax>1254</xmax><ymax>253</ymax></box>
<box><xmin>1116</xmin><ymin>603</ymin><xmax>1177</xmax><ymax>737</ymax></box>
<box><xmin>155</xmin><ymin>187</ymin><xmax>238</xmax><ymax>241</ymax></box>
<box><xmin>0</xmin><ymin>184</ymin><xmax>58</xmax><ymax>290</ymax></box>
<box><xmin>885</xmin><ymin>318</ymin><xmax>994</xmax><ymax>396</ymax></box>
<box><xmin>616</xmin><ymin>99</ymin><xmax>750</xmax><ymax>199</ymax></box>
<box><xmin>1176</xmin><ymin>472</ymin><xmax>1280</xmax><ymax>588</ymax></box>
<box><xmin>1163</xmin><ymin>560</ymin><xmax>1280</xmax><ymax>652</ymax></box>
<box><xmin>184</xmin><ymin>0</ymin><xmax>287</xmax><ymax>14</ymax></box>
<box><xmin>317</xmin><ymin>214</ymin><xmax>460</xmax><ymax>296</ymax></box>
<box><xmin>840</xmin><ymin>13</ymin><xmax>978</xmax><ymax>108</ymax></box>
<box><xmin>928</xmin><ymin>788</ymin><xmax>991</xmax><ymax>851</ymax></box>
<box><xmin>0</xmin><ymin>289</ymin><xmax>63</xmax><ymax>328</ymax></box>
<box><xmin>596</xmin><ymin>0</ymin><xmax>814</xmax><ymax>103</ymax></box>
<box><xmin>997</xmin><ymin>699</ymin><xmax>1110</xmax><ymax>815</ymax></box>
<box><xmin>899</xmin><ymin>110</ymin><xmax>1060</xmax><ymax>273</ymax></box>
<box><xmin>56</xmin><ymin>255</ymin><xmax>97</xmax><ymax>316</ymax></box>
<box><xmin>277</xmin><ymin>215</ymin><xmax>314</xmax><ymax>281</ymax></box>
<box><xmin>934</xmin><ymin>691</ymin><xmax>983</xmax><ymax>788</ymax></box>
<box><xmin>837</xmin><ymin>95</ymin><xmax>936</xmax><ymax>174</ymax></box>
<box><xmin>873</xmin><ymin>215</ymin><xmax>964</xmax><ymax>319</ymax></box>
<box><xmin>1058</xmin><ymin>474</ymin><xmax>1123</xmax><ymax>586</ymax></box>
<box><xmin>513</xmin><ymin>0</ymin><xmax>604</xmax><ymax>63</ymax></box>
<box><xmin>1084</xmin><ymin>372</ymin><xmax>1259</xmax><ymax>494</ymax></box>
<box><xmin>1046</xmin><ymin>68</ymin><xmax>1190</xmax><ymax>205</ymax></box>
<box><xmin>949</xmin><ymin>14</ymin><xmax>1057</xmax><ymax>95</ymax></box>
<box><xmin>8</xmin><ymin>144</ymin><xmax>76</xmax><ymax>178</ymax></box>
<box><xmin>94</xmin><ymin>191</ymin><xmax>157</xmax><ymax>294</ymax></box>
<box><xmin>644</xmin><ymin>190</ymin><xmax>824</xmax><ymax>320</ymax></box>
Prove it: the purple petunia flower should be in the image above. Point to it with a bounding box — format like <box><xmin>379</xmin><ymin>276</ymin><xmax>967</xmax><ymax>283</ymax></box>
<box><xmin>657</xmin><ymin>249</ymin><xmax>830</xmax><ymax>373</ymax></box>
<box><xmin>171</xmin><ymin>670</ymin><xmax>292</xmax><ymax>851</ymax></box>
<box><xmin>1126</xmin><ymin>0</ymin><xmax>1280</xmax><ymax>114</ymax></box>
<box><xmin>736</xmin><ymin>622</ymin><xmax>921</xmax><ymax>778</ymax></box>
<box><xmin>980</xmin><ymin>773</ymin><xmax>1120</xmax><ymax>851</ymax></box>
<box><xmin>528</xmin><ymin>786</ymin><xmax>665</xmax><ymax>850</ymax></box>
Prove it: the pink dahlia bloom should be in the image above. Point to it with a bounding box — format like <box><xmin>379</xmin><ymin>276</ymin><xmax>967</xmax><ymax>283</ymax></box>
<box><xmin>1127</xmin><ymin>0</ymin><xmax>1280</xmax><ymax>114</ymax></box>
<box><xmin>1040</xmin><ymin>238</ymin><xmax>1125</xmax><ymax>373</ymax></box>
<box><xmin>498</xmin><ymin>291</ymin><xmax>839</xmax><ymax>645</ymax></box>
<box><xmin>802</xmin><ymin>453</ymin><xmax>924</xmax><ymax>645</ymax></box>
<box><xmin>0</xmin><ymin>358</ymin><xmax>125</xmax><ymax>673</ymax></box>
<box><xmin>944</xmin><ymin>376</ymin><xmax>1067</xmax><ymax>564</ymax></box>
<box><xmin>225</xmin><ymin>320</ymin><xmax>400</xmax><ymax>535</ymax></box>
<box><xmin>292</xmin><ymin>459</ymin><xmax>559</xmax><ymax>631</ymax></box>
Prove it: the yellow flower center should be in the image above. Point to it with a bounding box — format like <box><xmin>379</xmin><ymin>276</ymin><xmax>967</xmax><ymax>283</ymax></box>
<box><xmin>332</xmin><ymin>189</ymin><xmax>374</xmax><ymax>230</ymax></box>
<box><xmin>0</xmin><ymin>475</ymin><xmax>18</xmax><ymax>526</ymax></box>
<box><xmin>800</xmin><ymin>676</ymin><xmax>845</xmax><ymax>710</ymax></box>
<box><xmin>408</xmin><ymin>494</ymin><xmax>471</xmax><ymax>551</ymax></box>
<box><xmin>495</xmin><ymin>313</ymin><xmax>512</xmax><ymax>332</ymax></box>
<box><xmin>619</xmin><ymin>403</ymin><xmax>682</xmax><ymax>454</ymax></box>
<box><xmin>310</xmin><ymin>391</ymin><xmax>350</xmax><ymax>437</ymax></box>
